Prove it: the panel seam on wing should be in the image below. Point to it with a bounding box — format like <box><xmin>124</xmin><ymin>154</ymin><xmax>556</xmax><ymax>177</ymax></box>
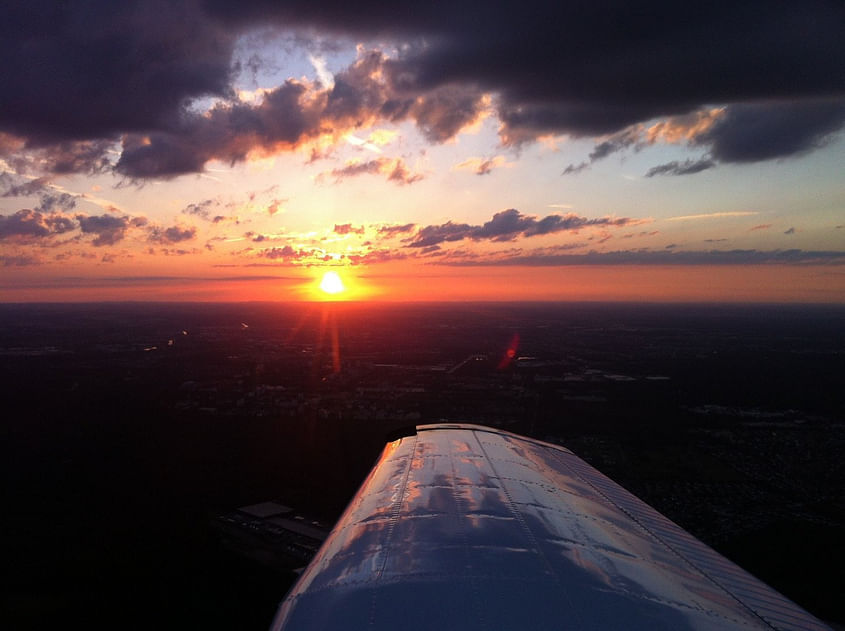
<box><xmin>368</xmin><ymin>432</ymin><xmax>418</xmax><ymax>629</ymax></box>
<box><xmin>549</xmin><ymin>449</ymin><xmax>784</xmax><ymax>630</ymax></box>
<box><xmin>449</xmin><ymin>432</ymin><xmax>489</xmax><ymax>630</ymax></box>
<box><xmin>469</xmin><ymin>428</ymin><xmax>585</xmax><ymax>630</ymax></box>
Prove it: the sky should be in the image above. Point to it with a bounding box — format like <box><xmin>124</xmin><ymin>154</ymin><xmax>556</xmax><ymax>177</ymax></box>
<box><xmin>1</xmin><ymin>1</ymin><xmax>844</xmax><ymax>303</ymax></box>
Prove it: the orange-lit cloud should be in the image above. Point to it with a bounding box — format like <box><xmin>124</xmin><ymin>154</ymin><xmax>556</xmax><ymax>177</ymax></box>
<box><xmin>317</xmin><ymin>157</ymin><xmax>424</xmax><ymax>186</ymax></box>
<box><xmin>106</xmin><ymin>52</ymin><xmax>488</xmax><ymax>180</ymax></box>
<box><xmin>646</xmin><ymin>109</ymin><xmax>725</xmax><ymax>144</ymax></box>
<box><xmin>344</xmin><ymin>129</ymin><xmax>397</xmax><ymax>154</ymax></box>
<box><xmin>334</xmin><ymin>224</ymin><xmax>365</xmax><ymax>235</ymax></box>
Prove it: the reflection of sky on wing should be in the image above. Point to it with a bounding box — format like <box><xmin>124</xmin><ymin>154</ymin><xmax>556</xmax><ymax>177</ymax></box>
<box><xmin>276</xmin><ymin>425</ymin><xmax>828</xmax><ymax>630</ymax></box>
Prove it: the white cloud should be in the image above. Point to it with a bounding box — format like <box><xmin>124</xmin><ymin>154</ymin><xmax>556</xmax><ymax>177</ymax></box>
<box><xmin>666</xmin><ymin>211</ymin><xmax>759</xmax><ymax>221</ymax></box>
<box><xmin>308</xmin><ymin>54</ymin><xmax>335</xmax><ymax>90</ymax></box>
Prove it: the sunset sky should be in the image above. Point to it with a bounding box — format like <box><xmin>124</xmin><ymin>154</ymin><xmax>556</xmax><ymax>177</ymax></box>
<box><xmin>1</xmin><ymin>1</ymin><xmax>843</xmax><ymax>302</ymax></box>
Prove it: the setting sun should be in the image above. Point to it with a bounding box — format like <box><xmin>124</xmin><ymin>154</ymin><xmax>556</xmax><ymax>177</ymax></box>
<box><xmin>319</xmin><ymin>271</ymin><xmax>346</xmax><ymax>295</ymax></box>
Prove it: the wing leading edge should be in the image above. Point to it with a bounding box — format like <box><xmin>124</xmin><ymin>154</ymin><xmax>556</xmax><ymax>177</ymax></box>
<box><xmin>270</xmin><ymin>423</ymin><xmax>830</xmax><ymax>630</ymax></box>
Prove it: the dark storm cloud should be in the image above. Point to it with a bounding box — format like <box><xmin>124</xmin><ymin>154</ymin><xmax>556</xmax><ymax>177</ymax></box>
<box><xmin>1</xmin><ymin>1</ymin><xmax>843</xmax><ymax>177</ymax></box>
<box><xmin>0</xmin><ymin>2</ymin><xmax>233</xmax><ymax>142</ymax></box>
<box><xmin>116</xmin><ymin>132</ymin><xmax>210</xmax><ymax>179</ymax></box>
<box><xmin>406</xmin><ymin>209</ymin><xmax>642</xmax><ymax>247</ymax></box>
<box><xmin>645</xmin><ymin>159</ymin><xmax>716</xmax><ymax>177</ymax></box>
<box><xmin>569</xmin><ymin>99</ymin><xmax>845</xmax><ymax>174</ymax></box>
<box><xmin>207</xmin><ymin>0</ymin><xmax>843</xmax><ymax>112</ymax></box>
<box><xmin>694</xmin><ymin>100</ymin><xmax>845</xmax><ymax>163</ymax></box>
<box><xmin>363</xmin><ymin>1</ymin><xmax>843</xmax><ymax>142</ymax></box>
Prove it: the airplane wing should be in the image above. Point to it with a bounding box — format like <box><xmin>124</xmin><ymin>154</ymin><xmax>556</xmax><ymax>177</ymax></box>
<box><xmin>270</xmin><ymin>423</ymin><xmax>830</xmax><ymax>630</ymax></box>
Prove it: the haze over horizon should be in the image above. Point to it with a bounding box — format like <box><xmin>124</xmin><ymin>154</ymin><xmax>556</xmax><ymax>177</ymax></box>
<box><xmin>1</xmin><ymin>1</ymin><xmax>844</xmax><ymax>302</ymax></box>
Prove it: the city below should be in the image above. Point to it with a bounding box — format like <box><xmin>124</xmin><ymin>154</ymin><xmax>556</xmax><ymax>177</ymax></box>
<box><xmin>2</xmin><ymin>301</ymin><xmax>843</xmax><ymax>629</ymax></box>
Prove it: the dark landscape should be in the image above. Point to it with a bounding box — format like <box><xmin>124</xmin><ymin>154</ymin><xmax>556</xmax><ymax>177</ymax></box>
<box><xmin>2</xmin><ymin>301</ymin><xmax>843</xmax><ymax>629</ymax></box>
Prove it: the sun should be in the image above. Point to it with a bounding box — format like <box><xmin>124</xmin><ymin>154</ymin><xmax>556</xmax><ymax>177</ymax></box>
<box><xmin>319</xmin><ymin>270</ymin><xmax>346</xmax><ymax>295</ymax></box>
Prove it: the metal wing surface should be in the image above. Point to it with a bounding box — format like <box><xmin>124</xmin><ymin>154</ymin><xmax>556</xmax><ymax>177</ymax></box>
<box><xmin>270</xmin><ymin>423</ymin><xmax>830</xmax><ymax>630</ymax></box>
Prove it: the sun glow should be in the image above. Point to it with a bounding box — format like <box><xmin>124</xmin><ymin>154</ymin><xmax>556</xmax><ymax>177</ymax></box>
<box><xmin>319</xmin><ymin>270</ymin><xmax>346</xmax><ymax>295</ymax></box>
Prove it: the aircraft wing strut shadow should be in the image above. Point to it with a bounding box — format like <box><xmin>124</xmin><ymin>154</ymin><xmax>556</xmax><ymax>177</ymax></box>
<box><xmin>271</xmin><ymin>423</ymin><xmax>831</xmax><ymax>630</ymax></box>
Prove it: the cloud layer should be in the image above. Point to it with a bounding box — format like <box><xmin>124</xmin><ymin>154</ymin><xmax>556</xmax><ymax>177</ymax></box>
<box><xmin>0</xmin><ymin>207</ymin><xmax>195</xmax><ymax>249</ymax></box>
<box><xmin>405</xmin><ymin>209</ymin><xmax>643</xmax><ymax>248</ymax></box>
<box><xmin>434</xmin><ymin>249</ymin><xmax>845</xmax><ymax>266</ymax></box>
<box><xmin>0</xmin><ymin>1</ymin><xmax>842</xmax><ymax>178</ymax></box>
